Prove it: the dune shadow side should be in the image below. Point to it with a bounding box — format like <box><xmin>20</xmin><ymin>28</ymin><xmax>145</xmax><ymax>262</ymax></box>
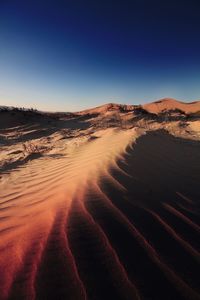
<box><xmin>84</xmin><ymin>130</ymin><xmax>200</xmax><ymax>299</ymax></box>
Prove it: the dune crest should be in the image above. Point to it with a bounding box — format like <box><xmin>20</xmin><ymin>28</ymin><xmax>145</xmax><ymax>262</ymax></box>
<box><xmin>143</xmin><ymin>98</ymin><xmax>200</xmax><ymax>114</ymax></box>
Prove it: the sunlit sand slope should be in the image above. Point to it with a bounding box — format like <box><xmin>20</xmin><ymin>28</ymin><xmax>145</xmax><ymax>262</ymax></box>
<box><xmin>0</xmin><ymin>129</ymin><xmax>200</xmax><ymax>300</ymax></box>
<box><xmin>143</xmin><ymin>98</ymin><xmax>200</xmax><ymax>114</ymax></box>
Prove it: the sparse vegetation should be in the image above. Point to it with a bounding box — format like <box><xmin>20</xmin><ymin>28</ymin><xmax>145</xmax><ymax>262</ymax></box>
<box><xmin>133</xmin><ymin>106</ymin><xmax>150</xmax><ymax>115</ymax></box>
<box><xmin>161</xmin><ymin>108</ymin><xmax>185</xmax><ymax>115</ymax></box>
<box><xmin>187</xmin><ymin>111</ymin><xmax>200</xmax><ymax>118</ymax></box>
<box><xmin>0</xmin><ymin>106</ymin><xmax>38</xmax><ymax>112</ymax></box>
<box><xmin>22</xmin><ymin>142</ymin><xmax>49</xmax><ymax>156</ymax></box>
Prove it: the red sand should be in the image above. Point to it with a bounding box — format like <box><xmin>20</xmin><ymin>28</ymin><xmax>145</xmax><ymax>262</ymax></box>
<box><xmin>143</xmin><ymin>98</ymin><xmax>200</xmax><ymax>114</ymax></box>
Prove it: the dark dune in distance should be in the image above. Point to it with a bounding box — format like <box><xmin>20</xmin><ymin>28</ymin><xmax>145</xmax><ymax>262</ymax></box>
<box><xmin>0</xmin><ymin>99</ymin><xmax>200</xmax><ymax>300</ymax></box>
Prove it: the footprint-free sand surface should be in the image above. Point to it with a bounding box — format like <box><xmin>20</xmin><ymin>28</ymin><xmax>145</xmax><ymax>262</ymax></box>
<box><xmin>0</xmin><ymin>127</ymin><xmax>200</xmax><ymax>300</ymax></box>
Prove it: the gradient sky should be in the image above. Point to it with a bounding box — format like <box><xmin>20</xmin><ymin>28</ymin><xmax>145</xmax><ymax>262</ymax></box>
<box><xmin>0</xmin><ymin>0</ymin><xmax>200</xmax><ymax>111</ymax></box>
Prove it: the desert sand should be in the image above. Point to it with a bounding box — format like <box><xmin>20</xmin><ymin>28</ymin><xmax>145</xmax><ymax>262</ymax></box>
<box><xmin>0</xmin><ymin>98</ymin><xmax>200</xmax><ymax>300</ymax></box>
<box><xmin>143</xmin><ymin>98</ymin><xmax>200</xmax><ymax>114</ymax></box>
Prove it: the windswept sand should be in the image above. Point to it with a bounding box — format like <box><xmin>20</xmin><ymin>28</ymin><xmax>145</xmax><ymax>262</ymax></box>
<box><xmin>0</xmin><ymin>128</ymin><xmax>141</xmax><ymax>300</ymax></box>
<box><xmin>0</xmin><ymin>102</ymin><xmax>200</xmax><ymax>300</ymax></box>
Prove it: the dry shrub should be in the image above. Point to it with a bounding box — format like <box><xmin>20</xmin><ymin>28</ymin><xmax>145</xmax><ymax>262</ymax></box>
<box><xmin>22</xmin><ymin>142</ymin><xmax>47</xmax><ymax>156</ymax></box>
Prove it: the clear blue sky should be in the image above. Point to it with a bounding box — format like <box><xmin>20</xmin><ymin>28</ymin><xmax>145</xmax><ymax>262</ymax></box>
<box><xmin>0</xmin><ymin>0</ymin><xmax>200</xmax><ymax>111</ymax></box>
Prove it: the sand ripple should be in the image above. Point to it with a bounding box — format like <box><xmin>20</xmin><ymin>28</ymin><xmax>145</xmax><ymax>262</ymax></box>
<box><xmin>0</xmin><ymin>129</ymin><xmax>200</xmax><ymax>300</ymax></box>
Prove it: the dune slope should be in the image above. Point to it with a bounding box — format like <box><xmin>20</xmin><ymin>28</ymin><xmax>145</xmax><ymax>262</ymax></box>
<box><xmin>0</xmin><ymin>128</ymin><xmax>200</xmax><ymax>300</ymax></box>
<box><xmin>143</xmin><ymin>98</ymin><xmax>200</xmax><ymax>114</ymax></box>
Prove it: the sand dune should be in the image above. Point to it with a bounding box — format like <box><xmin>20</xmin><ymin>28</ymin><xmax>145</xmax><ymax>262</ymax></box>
<box><xmin>143</xmin><ymin>98</ymin><xmax>200</xmax><ymax>114</ymax></box>
<box><xmin>0</xmin><ymin>102</ymin><xmax>200</xmax><ymax>300</ymax></box>
<box><xmin>75</xmin><ymin>98</ymin><xmax>200</xmax><ymax>116</ymax></box>
<box><xmin>76</xmin><ymin>103</ymin><xmax>136</xmax><ymax>116</ymax></box>
<box><xmin>0</xmin><ymin>129</ymin><xmax>140</xmax><ymax>299</ymax></box>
